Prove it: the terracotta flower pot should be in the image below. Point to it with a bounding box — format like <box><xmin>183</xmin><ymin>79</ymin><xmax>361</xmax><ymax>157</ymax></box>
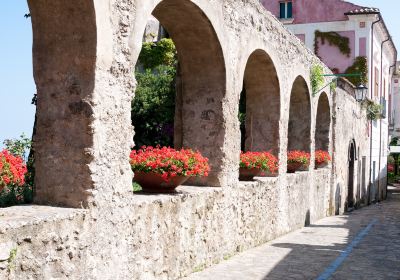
<box><xmin>133</xmin><ymin>171</ymin><xmax>189</xmax><ymax>193</ymax></box>
<box><xmin>315</xmin><ymin>162</ymin><xmax>329</xmax><ymax>169</ymax></box>
<box><xmin>287</xmin><ymin>162</ymin><xmax>309</xmax><ymax>173</ymax></box>
<box><xmin>239</xmin><ymin>168</ymin><xmax>262</xmax><ymax>181</ymax></box>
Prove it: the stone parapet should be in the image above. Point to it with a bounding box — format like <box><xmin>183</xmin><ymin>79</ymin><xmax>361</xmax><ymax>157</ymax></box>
<box><xmin>1</xmin><ymin>169</ymin><xmax>330</xmax><ymax>279</ymax></box>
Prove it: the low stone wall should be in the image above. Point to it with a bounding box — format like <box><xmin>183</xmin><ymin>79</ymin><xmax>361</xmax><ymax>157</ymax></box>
<box><xmin>0</xmin><ymin>169</ymin><xmax>330</xmax><ymax>280</ymax></box>
<box><xmin>0</xmin><ymin>206</ymin><xmax>86</xmax><ymax>280</ymax></box>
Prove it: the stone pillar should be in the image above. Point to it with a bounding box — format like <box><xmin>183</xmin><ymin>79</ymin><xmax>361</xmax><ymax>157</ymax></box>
<box><xmin>29</xmin><ymin>1</ymin><xmax>98</xmax><ymax>207</ymax></box>
<box><xmin>29</xmin><ymin>0</ymin><xmax>134</xmax><ymax>208</ymax></box>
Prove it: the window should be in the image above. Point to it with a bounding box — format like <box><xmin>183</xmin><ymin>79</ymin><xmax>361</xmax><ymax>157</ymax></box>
<box><xmin>374</xmin><ymin>67</ymin><xmax>379</xmax><ymax>97</ymax></box>
<box><xmin>280</xmin><ymin>1</ymin><xmax>293</xmax><ymax>19</ymax></box>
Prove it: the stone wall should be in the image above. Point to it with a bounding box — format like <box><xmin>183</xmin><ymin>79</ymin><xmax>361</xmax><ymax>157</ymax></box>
<box><xmin>1</xmin><ymin>170</ymin><xmax>330</xmax><ymax>280</ymax></box>
<box><xmin>0</xmin><ymin>0</ymin><xmax>372</xmax><ymax>279</ymax></box>
<box><xmin>0</xmin><ymin>207</ymin><xmax>86</xmax><ymax>280</ymax></box>
<box><xmin>331</xmin><ymin>80</ymin><xmax>370</xmax><ymax>213</ymax></box>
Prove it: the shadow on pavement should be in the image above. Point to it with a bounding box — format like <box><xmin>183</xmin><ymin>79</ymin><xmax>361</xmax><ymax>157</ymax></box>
<box><xmin>262</xmin><ymin>185</ymin><xmax>400</xmax><ymax>280</ymax></box>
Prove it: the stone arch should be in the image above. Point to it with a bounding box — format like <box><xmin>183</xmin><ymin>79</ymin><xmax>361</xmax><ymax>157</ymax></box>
<box><xmin>315</xmin><ymin>92</ymin><xmax>331</xmax><ymax>151</ymax></box>
<box><xmin>137</xmin><ymin>0</ymin><xmax>227</xmax><ymax>186</ymax></box>
<box><xmin>29</xmin><ymin>0</ymin><xmax>228</xmax><ymax>207</ymax></box>
<box><xmin>241</xmin><ymin>49</ymin><xmax>280</xmax><ymax>156</ymax></box>
<box><xmin>288</xmin><ymin>76</ymin><xmax>311</xmax><ymax>153</ymax></box>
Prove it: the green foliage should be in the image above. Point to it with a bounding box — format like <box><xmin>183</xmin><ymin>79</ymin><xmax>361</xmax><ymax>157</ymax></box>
<box><xmin>314</xmin><ymin>30</ymin><xmax>351</xmax><ymax>57</ymax></box>
<box><xmin>132</xmin><ymin>65</ymin><xmax>176</xmax><ymax>147</ymax></box>
<box><xmin>193</xmin><ymin>263</ymin><xmax>206</xmax><ymax>273</ymax></box>
<box><xmin>132</xmin><ymin>38</ymin><xmax>178</xmax><ymax>148</ymax></box>
<box><xmin>310</xmin><ymin>64</ymin><xmax>324</xmax><ymax>95</ymax></box>
<box><xmin>391</xmin><ymin>137</ymin><xmax>399</xmax><ymax>146</ymax></box>
<box><xmin>345</xmin><ymin>56</ymin><xmax>368</xmax><ymax>86</ymax></box>
<box><xmin>330</xmin><ymin>81</ymin><xmax>337</xmax><ymax>92</ymax></box>
<box><xmin>239</xmin><ymin>88</ymin><xmax>247</xmax><ymax>151</ymax></box>
<box><xmin>0</xmin><ymin>184</ymin><xmax>33</xmax><ymax>208</ymax></box>
<box><xmin>3</xmin><ymin>134</ymin><xmax>31</xmax><ymax>161</ymax></box>
<box><xmin>138</xmin><ymin>38</ymin><xmax>177</xmax><ymax>69</ymax></box>
<box><xmin>388</xmin><ymin>173</ymin><xmax>400</xmax><ymax>185</ymax></box>
<box><xmin>8</xmin><ymin>248</ymin><xmax>17</xmax><ymax>270</ymax></box>
<box><xmin>363</xmin><ymin>100</ymin><xmax>383</xmax><ymax>121</ymax></box>
<box><xmin>132</xmin><ymin>182</ymin><xmax>142</xmax><ymax>192</ymax></box>
<box><xmin>223</xmin><ymin>253</ymin><xmax>233</xmax><ymax>261</ymax></box>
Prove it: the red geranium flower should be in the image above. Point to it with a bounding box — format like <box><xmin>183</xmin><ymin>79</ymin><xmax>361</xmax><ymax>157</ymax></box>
<box><xmin>315</xmin><ymin>150</ymin><xmax>331</xmax><ymax>165</ymax></box>
<box><xmin>287</xmin><ymin>150</ymin><xmax>311</xmax><ymax>166</ymax></box>
<box><xmin>0</xmin><ymin>150</ymin><xmax>27</xmax><ymax>190</ymax></box>
<box><xmin>130</xmin><ymin>146</ymin><xmax>210</xmax><ymax>182</ymax></box>
<box><xmin>239</xmin><ymin>151</ymin><xmax>279</xmax><ymax>173</ymax></box>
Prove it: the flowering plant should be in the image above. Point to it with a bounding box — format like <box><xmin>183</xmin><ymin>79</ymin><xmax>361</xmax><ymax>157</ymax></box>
<box><xmin>315</xmin><ymin>150</ymin><xmax>331</xmax><ymax>165</ymax></box>
<box><xmin>287</xmin><ymin>150</ymin><xmax>311</xmax><ymax>165</ymax></box>
<box><xmin>0</xmin><ymin>150</ymin><xmax>27</xmax><ymax>191</ymax></box>
<box><xmin>130</xmin><ymin>146</ymin><xmax>210</xmax><ymax>182</ymax></box>
<box><xmin>240</xmin><ymin>151</ymin><xmax>279</xmax><ymax>173</ymax></box>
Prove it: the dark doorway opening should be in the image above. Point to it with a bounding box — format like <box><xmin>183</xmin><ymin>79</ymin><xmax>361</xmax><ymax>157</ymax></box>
<box><xmin>347</xmin><ymin>141</ymin><xmax>356</xmax><ymax>210</ymax></box>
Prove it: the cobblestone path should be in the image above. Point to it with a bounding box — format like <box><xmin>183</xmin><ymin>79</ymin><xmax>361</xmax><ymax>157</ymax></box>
<box><xmin>184</xmin><ymin>186</ymin><xmax>400</xmax><ymax>280</ymax></box>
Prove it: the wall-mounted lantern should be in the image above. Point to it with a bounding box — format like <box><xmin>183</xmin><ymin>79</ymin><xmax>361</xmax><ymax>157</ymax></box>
<box><xmin>355</xmin><ymin>84</ymin><xmax>368</xmax><ymax>102</ymax></box>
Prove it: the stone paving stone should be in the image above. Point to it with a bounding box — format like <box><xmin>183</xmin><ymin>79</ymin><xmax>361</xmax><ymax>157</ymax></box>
<box><xmin>183</xmin><ymin>186</ymin><xmax>400</xmax><ymax>280</ymax></box>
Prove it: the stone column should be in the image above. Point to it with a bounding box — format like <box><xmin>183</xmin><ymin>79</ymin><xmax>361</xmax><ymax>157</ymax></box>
<box><xmin>29</xmin><ymin>0</ymin><xmax>134</xmax><ymax>208</ymax></box>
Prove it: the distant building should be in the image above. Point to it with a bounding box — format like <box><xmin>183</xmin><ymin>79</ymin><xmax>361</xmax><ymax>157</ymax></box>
<box><xmin>390</xmin><ymin>62</ymin><xmax>400</xmax><ymax>138</ymax></box>
<box><xmin>262</xmin><ymin>0</ymin><xmax>397</xmax><ymax>201</ymax></box>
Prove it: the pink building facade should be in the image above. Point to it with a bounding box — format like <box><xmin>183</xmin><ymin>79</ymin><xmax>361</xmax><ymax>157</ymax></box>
<box><xmin>262</xmin><ymin>0</ymin><xmax>397</xmax><ymax>202</ymax></box>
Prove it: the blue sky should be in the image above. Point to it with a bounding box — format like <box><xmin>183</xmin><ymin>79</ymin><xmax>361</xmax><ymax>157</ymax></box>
<box><xmin>0</xmin><ymin>1</ymin><xmax>399</xmax><ymax>147</ymax></box>
<box><xmin>0</xmin><ymin>2</ymin><xmax>34</xmax><ymax>146</ymax></box>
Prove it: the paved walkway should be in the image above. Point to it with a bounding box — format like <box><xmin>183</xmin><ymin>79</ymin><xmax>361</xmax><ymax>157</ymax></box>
<box><xmin>184</xmin><ymin>186</ymin><xmax>400</xmax><ymax>280</ymax></box>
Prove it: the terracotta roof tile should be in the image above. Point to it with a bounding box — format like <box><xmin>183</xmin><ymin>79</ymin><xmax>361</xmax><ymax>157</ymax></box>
<box><xmin>345</xmin><ymin>7</ymin><xmax>380</xmax><ymax>15</ymax></box>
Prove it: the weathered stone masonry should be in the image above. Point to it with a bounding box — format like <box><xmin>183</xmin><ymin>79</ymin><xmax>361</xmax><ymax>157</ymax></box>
<box><xmin>0</xmin><ymin>0</ymin><xmax>371</xmax><ymax>279</ymax></box>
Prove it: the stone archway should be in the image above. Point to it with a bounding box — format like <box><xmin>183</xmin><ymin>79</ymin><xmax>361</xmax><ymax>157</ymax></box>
<box><xmin>315</xmin><ymin>92</ymin><xmax>331</xmax><ymax>151</ymax></box>
<box><xmin>29</xmin><ymin>0</ymin><xmax>227</xmax><ymax>207</ymax></box>
<box><xmin>149</xmin><ymin>0</ymin><xmax>226</xmax><ymax>186</ymax></box>
<box><xmin>288</xmin><ymin>76</ymin><xmax>311</xmax><ymax>153</ymax></box>
<box><xmin>241</xmin><ymin>49</ymin><xmax>280</xmax><ymax>156</ymax></box>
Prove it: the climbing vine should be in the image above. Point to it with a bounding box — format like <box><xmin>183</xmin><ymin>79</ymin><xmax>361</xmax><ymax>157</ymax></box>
<box><xmin>363</xmin><ymin>99</ymin><xmax>383</xmax><ymax>121</ymax></box>
<box><xmin>330</xmin><ymin>81</ymin><xmax>337</xmax><ymax>92</ymax></box>
<box><xmin>345</xmin><ymin>56</ymin><xmax>368</xmax><ymax>86</ymax></box>
<box><xmin>310</xmin><ymin>64</ymin><xmax>324</xmax><ymax>95</ymax></box>
<box><xmin>314</xmin><ymin>30</ymin><xmax>351</xmax><ymax>57</ymax></box>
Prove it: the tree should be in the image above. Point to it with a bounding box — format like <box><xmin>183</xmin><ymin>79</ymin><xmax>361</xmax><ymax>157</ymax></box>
<box><xmin>132</xmin><ymin>38</ymin><xmax>177</xmax><ymax>148</ymax></box>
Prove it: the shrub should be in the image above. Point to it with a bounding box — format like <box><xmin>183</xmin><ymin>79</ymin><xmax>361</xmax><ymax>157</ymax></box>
<box><xmin>0</xmin><ymin>150</ymin><xmax>27</xmax><ymax>190</ymax></box>
<box><xmin>132</xmin><ymin>65</ymin><xmax>176</xmax><ymax>148</ymax></box>
<box><xmin>132</xmin><ymin>38</ymin><xmax>178</xmax><ymax>148</ymax></box>
<box><xmin>130</xmin><ymin>146</ymin><xmax>210</xmax><ymax>182</ymax></box>
<box><xmin>0</xmin><ymin>150</ymin><xmax>29</xmax><ymax>207</ymax></box>
<box><xmin>239</xmin><ymin>151</ymin><xmax>278</xmax><ymax>174</ymax></box>
<box><xmin>139</xmin><ymin>38</ymin><xmax>177</xmax><ymax>69</ymax></box>
<box><xmin>315</xmin><ymin>150</ymin><xmax>331</xmax><ymax>165</ymax></box>
<box><xmin>287</xmin><ymin>150</ymin><xmax>311</xmax><ymax>166</ymax></box>
<box><xmin>2</xmin><ymin>133</ymin><xmax>31</xmax><ymax>161</ymax></box>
